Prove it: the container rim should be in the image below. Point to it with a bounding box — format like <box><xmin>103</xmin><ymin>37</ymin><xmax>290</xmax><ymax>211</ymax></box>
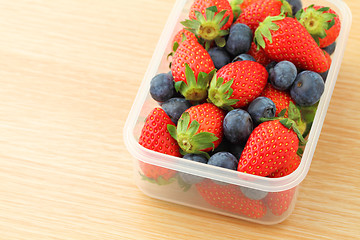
<box><xmin>124</xmin><ymin>0</ymin><xmax>352</xmax><ymax>192</ymax></box>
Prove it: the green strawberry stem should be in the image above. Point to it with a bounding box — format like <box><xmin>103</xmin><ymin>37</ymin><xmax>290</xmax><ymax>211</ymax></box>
<box><xmin>167</xmin><ymin>112</ymin><xmax>218</xmax><ymax>159</ymax></box>
<box><xmin>230</xmin><ymin>0</ymin><xmax>243</xmax><ymax>19</ymax></box>
<box><xmin>181</xmin><ymin>6</ymin><xmax>229</xmax><ymax>49</ymax></box>
<box><xmin>175</xmin><ymin>63</ymin><xmax>215</xmax><ymax>102</ymax></box>
<box><xmin>280</xmin><ymin>0</ymin><xmax>293</xmax><ymax>18</ymax></box>
<box><xmin>260</xmin><ymin>102</ymin><xmax>307</xmax><ymax>145</ymax></box>
<box><xmin>254</xmin><ymin>13</ymin><xmax>286</xmax><ymax>50</ymax></box>
<box><xmin>296</xmin><ymin>5</ymin><xmax>337</xmax><ymax>45</ymax></box>
<box><xmin>140</xmin><ymin>172</ymin><xmax>176</xmax><ymax>186</ymax></box>
<box><xmin>207</xmin><ymin>72</ymin><xmax>238</xmax><ymax>111</ymax></box>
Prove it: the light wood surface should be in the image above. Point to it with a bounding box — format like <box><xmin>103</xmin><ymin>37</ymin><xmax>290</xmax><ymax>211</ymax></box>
<box><xmin>0</xmin><ymin>0</ymin><xmax>359</xmax><ymax>239</ymax></box>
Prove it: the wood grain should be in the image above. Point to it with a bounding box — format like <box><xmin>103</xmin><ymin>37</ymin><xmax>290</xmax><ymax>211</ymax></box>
<box><xmin>0</xmin><ymin>0</ymin><xmax>359</xmax><ymax>239</ymax></box>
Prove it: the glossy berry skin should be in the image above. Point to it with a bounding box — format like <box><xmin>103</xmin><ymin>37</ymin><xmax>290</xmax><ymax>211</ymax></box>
<box><xmin>161</xmin><ymin>98</ymin><xmax>192</xmax><ymax>124</ymax></box>
<box><xmin>223</xmin><ymin>109</ymin><xmax>253</xmax><ymax>144</ymax></box>
<box><xmin>207</xmin><ymin>152</ymin><xmax>238</xmax><ymax>170</ymax></box>
<box><xmin>261</xmin><ymin>83</ymin><xmax>295</xmax><ymax>118</ymax></box>
<box><xmin>172</xmin><ymin>28</ymin><xmax>197</xmax><ymax>46</ymax></box>
<box><xmin>149</xmin><ymin>73</ymin><xmax>175</xmax><ymax>102</ymax></box>
<box><xmin>269</xmin><ymin>61</ymin><xmax>298</xmax><ymax>91</ymax></box>
<box><xmin>238</xmin><ymin>120</ymin><xmax>299</xmax><ymax>177</ymax></box>
<box><xmin>179</xmin><ymin>154</ymin><xmax>208</xmax><ymax>184</ymax></box>
<box><xmin>189</xmin><ymin>0</ymin><xmax>234</xmax><ymax>30</ymax></box>
<box><xmin>232</xmin><ymin>54</ymin><xmax>256</xmax><ymax>62</ymax></box>
<box><xmin>235</xmin><ymin>0</ymin><xmax>292</xmax><ymax>33</ymax></box>
<box><xmin>247</xmin><ymin>97</ymin><xmax>276</xmax><ymax>126</ymax></box>
<box><xmin>323</xmin><ymin>41</ymin><xmax>336</xmax><ymax>55</ymax></box>
<box><xmin>266</xmin><ymin>187</ymin><xmax>297</xmax><ymax>216</ymax></box>
<box><xmin>196</xmin><ymin>179</ymin><xmax>267</xmax><ymax>218</ymax></box>
<box><xmin>139</xmin><ymin>108</ymin><xmax>181</xmax><ymax>180</ymax></box>
<box><xmin>257</xmin><ymin>17</ymin><xmax>330</xmax><ymax>73</ymax></box>
<box><xmin>290</xmin><ymin>71</ymin><xmax>325</xmax><ymax>106</ymax></box>
<box><xmin>269</xmin><ymin>153</ymin><xmax>301</xmax><ymax>178</ymax></box>
<box><xmin>225</xmin><ymin>23</ymin><xmax>252</xmax><ymax>56</ymax></box>
<box><xmin>208</xmin><ymin>47</ymin><xmax>232</xmax><ymax>70</ymax></box>
<box><xmin>185</xmin><ymin>103</ymin><xmax>226</xmax><ymax>152</ymax></box>
<box><xmin>212</xmin><ymin>61</ymin><xmax>268</xmax><ymax>109</ymax></box>
<box><xmin>171</xmin><ymin>39</ymin><xmax>215</xmax><ymax>85</ymax></box>
<box><xmin>247</xmin><ymin>42</ymin><xmax>272</xmax><ymax>67</ymax></box>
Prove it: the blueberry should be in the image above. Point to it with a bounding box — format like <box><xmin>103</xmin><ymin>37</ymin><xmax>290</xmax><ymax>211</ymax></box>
<box><xmin>322</xmin><ymin>42</ymin><xmax>336</xmax><ymax>55</ymax></box>
<box><xmin>265</xmin><ymin>61</ymin><xmax>277</xmax><ymax>76</ymax></box>
<box><xmin>319</xmin><ymin>70</ymin><xmax>329</xmax><ymax>82</ymax></box>
<box><xmin>223</xmin><ymin>109</ymin><xmax>253</xmax><ymax>144</ymax></box>
<box><xmin>225</xmin><ymin>23</ymin><xmax>252</xmax><ymax>56</ymax></box>
<box><xmin>290</xmin><ymin>71</ymin><xmax>325</xmax><ymax>106</ymax></box>
<box><xmin>150</xmin><ymin>73</ymin><xmax>175</xmax><ymax>102</ymax></box>
<box><xmin>270</xmin><ymin>61</ymin><xmax>297</xmax><ymax>90</ymax></box>
<box><xmin>210</xmin><ymin>137</ymin><xmax>231</xmax><ymax>156</ymax></box>
<box><xmin>285</xmin><ymin>0</ymin><xmax>303</xmax><ymax>16</ymax></box>
<box><xmin>179</xmin><ymin>154</ymin><xmax>208</xmax><ymax>184</ymax></box>
<box><xmin>247</xmin><ymin>97</ymin><xmax>276</xmax><ymax>125</ymax></box>
<box><xmin>229</xmin><ymin>144</ymin><xmax>244</xmax><ymax>160</ymax></box>
<box><xmin>208</xmin><ymin>47</ymin><xmax>232</xmax><ymax>69</ymax></box>
<box><xmin>240</xmin><ymin>187</ymin><xmax>268</xmax><ymax>200</ymax></box>
<box><xmin>207</xmin><ymin>152</ymin><xmax>238</xmax><ymax>170</ymax></box>
<box><xmin>232</xmin><ymin>54</ymin><xmax>256</xmax><ymax>62</ymax></box>
<box><xmin>161</xmin><ymin>98</ymin><xmax>192</xmax><ymax>124</ymax></box>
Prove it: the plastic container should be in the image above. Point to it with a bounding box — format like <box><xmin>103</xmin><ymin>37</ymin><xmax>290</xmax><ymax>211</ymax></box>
<box><xmin>124</xmin><ymin>0</ymin><xmax>352</xmax><ymax>224</ymax></box>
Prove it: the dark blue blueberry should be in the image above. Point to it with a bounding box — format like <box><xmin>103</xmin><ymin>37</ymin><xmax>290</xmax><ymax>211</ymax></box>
<box><xmin>150</xmin><ymin>73</ymin><xmax>175</xmax><ymax>102</ymax></box>
<box><xmin>225</xmin><ymin>23</ymin><xmax>252</xmax><ymax>56</ymax></box>
<box><xmin>240</xmin><ymin>187</ymin><xmax>268</xmax><ymax>200</ymax></box>
<box><xmin>223</xmin><ymin>109</ymin><xmax>253</xmax><ymax>144</ymax></box>
<box><xmin>210</xmin><ymin>137</ymin><xmax>231</xmax><ymax>156</ymax></box>
<box><xmin>270</xmin><ymin>61</ymin><xmax>297</xmax><ymax>90</ymax></box>
<box><xmin>161</xmin><ymin>98</ymin><xmax>192</xmax><ymax>124</ymax></box>
<box><xmin>208</xmin><ymin>47</ymin><xmax>231</xmax><ymax>70</ymax></box>
<box><xmin>232</xmin><ymin>54</ymin><xmax>256</xmax><ymax>62</ymax></box>
<box><xmin>229</xmin><ymin>144</ymin><xmax>244</xmax><ymax>160</ymax></box>
<box><xmin>322</xmin><ymin>42</ymin><xmax>336</xmax><ymax>55</ymax></box>
<box><xmin>247</xmin><ymin>97</ymin><xmax>276</xmax><ymax>125</ymax></box>
<box><xmin>179</xmin><ymin>154</ymin><xmax>208</xmax><ymax>184</ymax></box>
<box><xmin>207</xmin><ymin>152</ymin><xmax>238</xmax><ymax>170</ymax></box>
<box><xmin>285</xmin><ymin>0</ymin><xmax>303</xmax><ymax>16</ymax></box>
<box><xmin>265</xmin><ymin>61</ymin><xmax>277</xmax><ymax>76</ymax></box>
<box><xmin>290</xmin><ymin>71</ymin><xmax>325</xmax><ymax>106</ymax></box>
<box><xmin>319</xmin><ymin>70</ymin><xmax>329</xmax><ymax>82</ymax></box>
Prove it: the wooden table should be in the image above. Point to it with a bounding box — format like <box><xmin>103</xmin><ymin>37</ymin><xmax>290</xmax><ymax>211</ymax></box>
<box><xmin>0</xmin><ymin>0</ymin><xmax>359</xmax><ymax>239</ymax></box>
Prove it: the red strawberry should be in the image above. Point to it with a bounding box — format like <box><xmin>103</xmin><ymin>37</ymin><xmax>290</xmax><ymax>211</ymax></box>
<box><xmin>183</xmin><ymin>0</ymin><xmax>233</xmax><ymax>49</ymax></box>
<box><xmin>266</xmin><ymin>187</ymin><xmax>297</xmax><ymax>216</ymax></box>
<box><xmin>255</xmin><ymin>14</ymin><xmax>330</xmax><ymax>73</ymax></box>
<box><xmin>168</xmin><ymin>103</ymin><xmax>225</xmax><ymax>155</ymax></box>
<box><xmin>139</xmin><ymin>108</ymin><xmax>181</xmax><ymax>182</ymax></box>
<box><xmin>235</xmin><ymin>0</ymin><xmax>293</xmax><ymax>33</ymax></box>
<box><xmin>238</xmin><ymin>103</ymin><xmax>305</xmax><ymax>177</ymax></box>
<box><xmin>171</xmin><ymin>39</ymin><xmax>215</xmax><ymax>101</ymax></box>
<box><xmin>247</xmin><ymin>42</ymin><xmax>272</xmax><ymax>66</ymax></box>
<box><xmin>207</xmin><ymin>61</ymin><xmax>268</xmax><ymax>109</ymax></box>
<box><xmin>172</xmin><ymin>29</ymin><xmax>198</xmax><ymax>47</ymax></box>
<box><xmin>296</xmin><ymin>5</ymin><xmax>341</xmax><ymax>48</ymax></box>
<box><xmin>196</xmin><ymin>179</ymin><xmax>267</xmax><ymax>219</ymax></box>
<box><xmin>269</xmin><ymin>152</ymin><xmax>301</xmax><ymax>178</ymax></box>
<box><xmin>323</xmin><ymin>50</ymin><xmax>332</xmax><ymax>68</ymax></box>
<box><xmin>230</xmin><ymin>0</ymin><xmax>261</xmax><ymax>19</ymax></box>
<box><xmin>261</xmin><ymin>83</ymin><xmax>295</xmax><ymax>117</ymax></box>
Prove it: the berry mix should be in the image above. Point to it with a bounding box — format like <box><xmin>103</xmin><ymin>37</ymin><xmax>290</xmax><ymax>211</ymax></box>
<box><xmin>138</xmin><ymin>0</ymin><xmax>341</xmax><ymax>218</ymax></box>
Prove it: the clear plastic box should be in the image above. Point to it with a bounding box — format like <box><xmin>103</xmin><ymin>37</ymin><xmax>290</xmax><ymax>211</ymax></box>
<box><xmin>124</xmin><ymin>0</ymin><xmax>352</xmax><ymax>224</ymax></box>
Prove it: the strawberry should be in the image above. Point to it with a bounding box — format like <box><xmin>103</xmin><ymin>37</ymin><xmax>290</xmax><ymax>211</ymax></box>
<box><xmin>138</xmin><ymin>108</ymin><xmax>181</xmax><ymax>182</ymax></box>
<box><xmin>254</xmin><ymin>14</ymin><xmax>330</xmax><ymax>73</ymax></box>
<box><xmin>296</xmin><ymin>5</ymin><xmax>340</xmax><ymax>48</ymax></box>
<box><xmin>172</xmin><ymin>29</ymin><xmax>198</xmax><ymax>47</ymax></box>
<box><xmin>183</xmin><ymin>0</ymin><xmax>233</xmax><ymax>49</ymax></box>
<box><xmin>269</xmin><ymin>152</ymin><xmax>301</xmax><ymax>178</ymax></box>
<box><xmin>261</xmin><ymin>83</ymin><xmax>295</xmax><ymax>117</ymax></box>
<box><xmin>167</xmin><ymin>103</ymin><xmax>225</xmax><ymax>156</ymax></box>
<box><xmin>266</xmin><ymin>187</ymin><xmax>297</xmax><ymax>216</ymax></box>
<box><xmin>171</xmin><ymin>39</ymin><xmax>215</xmax><ymax>101</ymax></box>
<box><xmin>196</xmin><ymin>179</ymin><xmax>267</xmax><ymax>219</ymax></box>
<box><xmin>230</xmin><ymin>0</ymin><xmax>261</xmax><ymax>19</ymax></box>
<box><xmin>235</xmin><ymin>0</ymin><xmax>293</xmax><ymax>33</ymax></box>
<box><xmin>237</xmin><ymin>102</ymin><xmax>306</xmax><ymax>177</ymax></box>
<box><xmin>247</xmin><ymin>42</ymin><xmax>272</xmax><ymax>67</ymax></box>
<box><xmin>207</xmin><ymin>61</ymin><xmax>268</xmax><ymax>110</ymax></box>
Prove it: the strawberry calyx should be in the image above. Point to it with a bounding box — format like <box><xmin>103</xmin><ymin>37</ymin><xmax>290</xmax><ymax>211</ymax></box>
<box><xmin>175</xmin><ymin>63</ymin><xmax>215</xmax><ymax>102</ymax></box>
<box><xmin>140</xmin><ymin>172</ymin><xmax>177</xmax><ymax>186</ymax></box>
<box><xmin>230</xmin><ymin>0</ymin><xmax>244</xmax><ymax>19</ymax></box>
<box><xmin>207</xmin><ymin>72</ymin><xmax>238</xmax><ymax>111</ymax></box>
<box><xmin>260</xmin><ymin>102</ymin><xmax>307</xmax><ymax>146</ymax></box>
<box><xmin>295</xmin><ymin>5</ymin><xmax>337</xmax><ymax>46</ymax></box>
<box><xmin>167</xmin><ymin>112</ymin><xmax>218</xmax><ymax>159</ymax></box>
<box><xmin>181</xmin><ymin>6</ymin><xmax>230</xmax><ymax>50</ymax></box>
<box><xmin>254</xmin><ymin>13</ymin><xmax>286</xmax><ymax>50</ymax></box>
<box><xmin>279</xmin><ymin>0</ymin><xmax>293</xmax><ymax>18</ymax></box>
